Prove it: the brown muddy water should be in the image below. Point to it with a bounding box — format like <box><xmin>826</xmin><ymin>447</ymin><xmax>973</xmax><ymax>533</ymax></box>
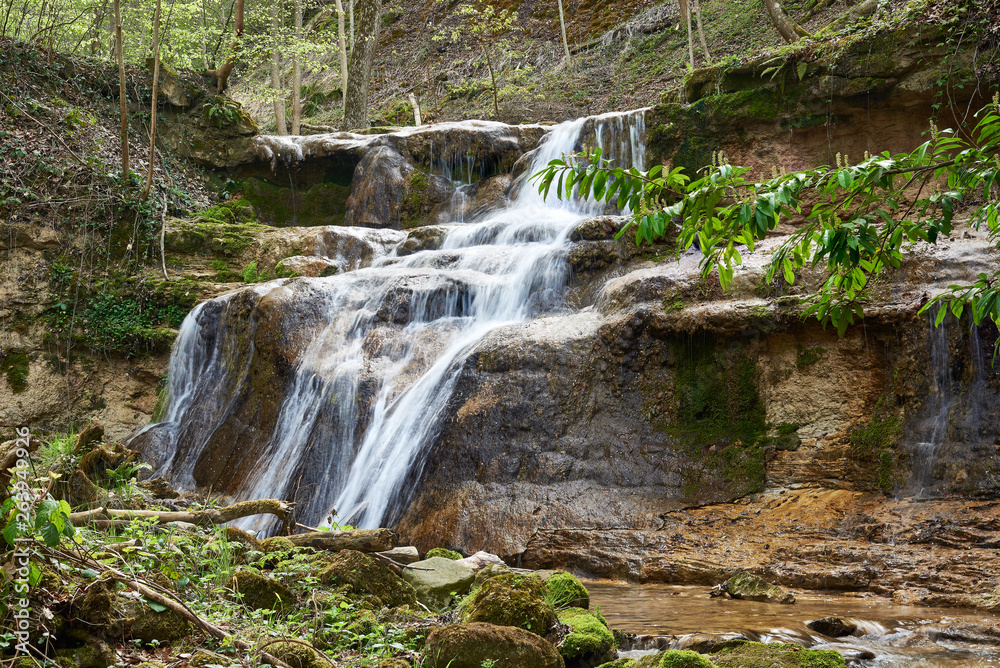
<box><xmin>588</xmin><ymin>581</ymin><xmax>1000</xmax><ymax>666</ymax></box>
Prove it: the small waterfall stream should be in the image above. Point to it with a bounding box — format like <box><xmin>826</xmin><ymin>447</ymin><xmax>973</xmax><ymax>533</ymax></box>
<box><xmin>906</xmin><ymin>314</ymin><xmax>956</xmax><ymax>497</ymax></box>
<box><xmin>142</xmin><ymin>110</ymin><xmax>647</xmax><ymax>533</ymax></box>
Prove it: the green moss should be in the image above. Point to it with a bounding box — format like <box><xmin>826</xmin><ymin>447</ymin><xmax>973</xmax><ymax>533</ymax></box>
<box><xmin>267</xmin><ymin>641</ymin><xmax>327</xmax><ymax>668</ymax></box>
<box><xmin>557</xmin><ymin>607</ymin><xmax>615</xmax><ymax>660</ymax></box>
<box><xmin>545</xmin><ymin>571</ymin><xmax>590</xmax><ymax>609</ymax></box>
<box><xmin>318</xmin><ymin>549</ymin><xmax>417</xmax><ymax>608</ymax></box>
<box><xmin>659</xmin><ymin>650</ymin><xmax>717</xmax><ymax>668</ymax></box>
<box><xmin>711</xmin><ymin>642</ymin><xmax>844</xmax><ymax>668</ymax></box>
<box><xmin>401</xmin><ymin>169</ymin><xmax>430</xmax><ymax>229</ymax></box>
<box><xmin>796</xmin><ymin>347</ymin><xmax>827</xmax><ymax>368</ymax></box>
<box><xmin>128</xmin><ymin>606</ymin><xmax>191</xmax><ymax>644</ymax></box>
<box><xmin>194</xmin><ymin>197</ymin><xmax>257</xmax><ymax>225</ymax></box>
<box><xmin>3</xmin><ymin>350</ymin><xmax>29</xmax><ymax>393</ymax></box>
<box><xmin>701</xmin><ymin>89</ymin><xmax>783</xmax><ymax>121</ymax></box>
<box><xmin>164</xmin><ymin>217</ymin><xmax>266</xmax><ymax>257</ymax></box>
<box><xmin>229</xmin><ymin>570</ymin><xmax>295</xmax><ymax>611</ymax></box>
<box><xmin>426</xmin><ymin>547</ymin><xmax>462</xmax><ymax>560</ymax></box>
<box><xmin>462</xmin><ymin>572</ymin><xmax>556</xmax><ymax>635</ymax></box>
<box><xmin>240</xmin><ymin>178</ymin><xmax>350</xmax><ymax>228</ymax></box>
<box><xmin>596</xmin><ymin>660</ymin><xmax>636</xmax><ymax>668</ymax></box>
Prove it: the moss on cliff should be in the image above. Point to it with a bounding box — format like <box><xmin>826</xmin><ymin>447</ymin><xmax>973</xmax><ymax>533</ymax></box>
<box><xmin>3</xmin><ymin>350</ymin><xmax>30</xmax><ymax>393</ymax></box>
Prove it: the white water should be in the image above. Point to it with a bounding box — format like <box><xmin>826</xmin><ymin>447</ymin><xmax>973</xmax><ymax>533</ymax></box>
<box><xmin>145</xmin><ymin>110</ymin><xmax>647</xmax><ymax>533</ymax></box>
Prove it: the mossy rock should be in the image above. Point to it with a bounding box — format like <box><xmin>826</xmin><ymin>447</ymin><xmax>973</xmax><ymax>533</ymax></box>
<box><xmin>318</xmin><ymin>549</ymin><xmax>417</xmax><ymax>608</ymax></box>
<box><xmin>557</xmin><ymin>607</ymin><xmax>615</xmax><ymax>662</ymax></box>
<box><xmin>127</xmin><ymin>605</ymin><xmax>191</xmax><ymax>644</ymax></box>
<box><xmin>596</xmin><ymin>660</ymin><xmax>636</xmax><ymax>668</ymax></box>
<box><xmin>425</xmin><ymin>547</ymin><xmax>462</xmax><ymax>560</ymax></box>
<box><xmin>710</xmin><ymin>642</ymin><xmax>844</xmax><ymax>668</ymax></box>
<box><xmin>266</xmin><ymin>640</ymin><xmax>328</xmax><ymax>668</ymax></box>
<box><xmin>261</xmin><ymin>536</ymin><xmax>296</xmax><ymax>553</ymax></box>
<box><xmin>722</xmin><ymin>572</ymin><xmax>795</xmax><ymax>605</ymax></box>
<box><xmin>377</xmin><ymin>660</ymin><xmax>412</xmax><ymax>668</ymax></box>
<box><xmin>189</xmin><ymin>650</ymin><xmax>239</xmax><ymax>667</ymax></box>
<box><xmin>462</xmin><ymin>572</ymin><xmax>556</xmax><ymax>636</ymax></box>
<box><xmin>1</xmin><ymin>350</ymin><xmax>29</xmax><ymax>393</ymax></box>
<box><xmin>55</xmin><ymin>640</ymin><xmax>116</xmax><ymax>668</ymax></box>
<box><xmin>77</xmin><ymin>574</ymin><xmax>120</xmax><ymax>628</ymax></box>
<box><xmin>471</xmin><ymin>562</ymin><xmax>513</xmax><ymax>591</ymax></box>
<box><xmin>229</xmin><ymin>570</ymin><xmax>295</xmax><ymax>611</ymax></box>
<box><xmin>658</xmin><ymin>650</ymin><xmax>717</xmax><ymax>668</ymax></box>
<box><xmin>546</xmin><ymin>572</ymin><xmax>590</xmax><ymax>609</ymax></box>
<box><xmin>423</xmin><ymin>622</ymin><xmax>565</xmax><ymax>668</ymax></box>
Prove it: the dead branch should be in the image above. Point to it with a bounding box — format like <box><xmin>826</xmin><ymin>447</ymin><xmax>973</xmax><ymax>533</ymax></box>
<box><xmin>69</xmin><ymin>499</ymin><xmax>295</xmax><ymax>527</ymax></box>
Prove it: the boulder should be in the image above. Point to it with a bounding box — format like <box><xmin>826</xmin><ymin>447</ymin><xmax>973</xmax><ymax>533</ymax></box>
<box><xmin>319</xmin><ymin>550</ymin><xmax>417</xmax><ymax>608</ymax></box>
<box><xmin>806</xmin><ymin>617</ymin><xmax>858</xmax><ymax>638</ymax></box>
<box><xmin>455</xmin><ymin>550</ymin><xmax>505</xmax><ymax>572</ymax></box>
<box><xmin>710</xmin><ymin>641</ymin><xmax>845</xmax><ymax>667</ymax></box>
<box><xmin>266</xmin><ymin>640</ymin><xmax>327</xmax><ymax>668</ymax></box>
<box><xmin>545</xmin><ymin>572</ymin><xmax>590</xmax><ymax>609</ymax></box>
<box><xmin>228</xmin><ymin>571</ymin><xmax>295</xmax><ymax>611</ymax></box>
<box><xmin>422</xmin><ymin>622</ymin><xmax>565</xmax><ymax>668</ymax></box>
<box><xmin>721</xmin><ymin>572</ymin><xmax>795</xmax><ymax>605</ymax></box>
<box><xmin>462</xmin><ymin>572</ymin><xmax>556</xmax><ymax>636</ymax></box>
<box><xmin>127</xmin><ymin>605</ymin><xmax>191</xmax><ymax>644</ymax></box>
<box><xmin>472</xmin><ymin>563</ymin><xmax>513</xmax><ymax>590</ymax></box>
<box><xmin>556</xmin><ymin>607</ymin><xmax>615</xmax><ymax>663</ymax></box>
<box><xmin>653</xmin><ymin>650</ymin><xmax>716</xmax><ymax>668</ymax></box>
<box><xmin>377</xmin><ymin>660</ymin><xmax>411</xmax><ymax>668</ymax></box>
<box><xmin>401</xmin><ymin>556</ymin><xmax>476</xmax><ymax>612</ymax></box>
<box><xmin>277</xmin><ymin>256</ymin><xmax>339</xmax><ymax>277</ymax></box>
<box><xmin>675</xmin><ymin>633</ymin><xmax>751</xmax><ymax>653</ymax></box>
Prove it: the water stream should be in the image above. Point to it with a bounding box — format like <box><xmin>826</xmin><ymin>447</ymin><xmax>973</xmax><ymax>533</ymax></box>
<box><xmin>143</xmin><ymin>110</ymin><xmax>647</xmax><ymax>533</ymax></box>
<box><xmin>590</xmin><ymin>582</ymin><xmax>1000</xmax><ymax>667</ymax></box>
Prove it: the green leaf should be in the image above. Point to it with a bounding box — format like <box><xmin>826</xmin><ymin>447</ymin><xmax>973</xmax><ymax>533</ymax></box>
<box><xmin>40</xmin><ymin>522</ymin><xmax>61</xmax><ymax>547</ymax></box>
<box><xmin>934</xmin><ymin>304</ymin><xmax>948</xmax><ymax>327</ymax></box>
<box><xmin>144</xmin><ymin>598</ymin><xmax>169</xmax><ymax>613</ymax></box>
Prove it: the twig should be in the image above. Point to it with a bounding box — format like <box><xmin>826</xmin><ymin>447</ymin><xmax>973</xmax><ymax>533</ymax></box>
<box><xmin>0</xmin><ymin>88</ymin><xmax>87</xmax><ymax>167</ymax></box>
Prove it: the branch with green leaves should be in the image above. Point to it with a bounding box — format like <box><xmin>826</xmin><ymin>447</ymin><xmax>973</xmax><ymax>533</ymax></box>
<box><xmin>532</xmin><ymin>97</ymin><xmax>1000</xmax><ymax>340</ymax></box>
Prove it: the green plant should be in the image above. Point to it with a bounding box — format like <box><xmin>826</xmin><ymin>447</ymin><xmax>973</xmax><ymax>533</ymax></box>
<box><xmin>534</xmin><ymin>97</ymin><xmax>1000</xmax><ymax>347</ymax></box>
<box><xmin>202</xmin><ymin>97</ymin><xmax>244</xmax><ymax>129</ymax></box>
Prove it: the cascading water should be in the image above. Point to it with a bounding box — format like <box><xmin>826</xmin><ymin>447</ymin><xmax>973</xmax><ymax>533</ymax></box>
<box><xmin>139</xmin><ymin>110</ymin><xmax>647</xmax><ymax>534</ymax></box>
<box><xmin>905</xmin><ymin>314</ymin><xmax>955</xmax><ymax>497</ymax></box>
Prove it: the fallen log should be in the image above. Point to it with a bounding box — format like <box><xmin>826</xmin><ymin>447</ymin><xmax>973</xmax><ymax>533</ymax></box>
<box><xmin>285</xmin><ymin>528</ymin><xmax>396</xmax><ymax>552</ymax></box>
<box><xmin>69</xmin><ymin>499</ymin><xmax>294</xmax><ymax>527</ymax></box>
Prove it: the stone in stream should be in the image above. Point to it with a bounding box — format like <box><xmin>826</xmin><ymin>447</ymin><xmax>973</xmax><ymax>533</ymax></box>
<box><xmin>461</xmin><ymin>572</ymin><xmax>556</xmax><ymax>636</ymax></box>
<box><xmin>544</xmin><ymin>571</ymin><xmax>591</xmax><ymax>609</ymax></box>
<box><xmin>422</xmin><ymin>622</ymin><xmax>565</xmax><ymax>668</ymax></box>
<box><xmin>719</xmin><ymin>572</ymin><xmax>795</xmax><ymax>604</ymax></box>
<box><xmin>806</xmin><ymin>616</ymin><xmax>858</xmax><ymax>638</ymax></box>
<box><xmin>401</xmin><ymin>556</ymin><xmax>476</xmax><ymax>612</ymax></box>
<box><xmin>675</xmin><ymin>632</ymin><xmax>752</xmax><ymax>653</ymax></box>
<box><xmin>556</xmin><ymin>607</ymin><xmax>616</xmax><ymax>663</ymax></box>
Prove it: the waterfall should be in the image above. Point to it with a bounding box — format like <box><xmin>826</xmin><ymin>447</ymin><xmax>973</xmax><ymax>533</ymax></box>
<box><xmin>905</xmin><ymin>314</ymin><xmax>955</xmax><ymax>497</ymax></box>
<box><xmin>141</xmin><ymin>110</ymin><xmax>648</xmax><ymax>534</ymax></box>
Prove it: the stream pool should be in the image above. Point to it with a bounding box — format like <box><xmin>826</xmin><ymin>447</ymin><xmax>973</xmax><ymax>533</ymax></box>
<box><xmin>587</xmin><ymin>582</ymin><xmax>1000</xmax><ymax>666</ymax></box>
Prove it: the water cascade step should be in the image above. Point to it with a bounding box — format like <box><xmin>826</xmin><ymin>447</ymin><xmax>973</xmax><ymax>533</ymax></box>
<box><xmin>133</xmin><ymin>110</ymin><xmax>648</xmax><ymax>534</ymax></box>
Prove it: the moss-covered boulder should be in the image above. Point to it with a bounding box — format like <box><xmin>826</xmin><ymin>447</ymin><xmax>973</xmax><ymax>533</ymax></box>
<box><xmin>127</xmin><ymin>605</ymin><xmax>191</xmax><ymax>644</ymax></box>
<box><xmin>401</xmin><ymin>556</ymin><xmax>476</xmax><ymax>612</ymax></box>
<box><xmin>546</xmin><ymin>572</ymin><xmax>590</xmax><ymax>609</ymax></box>
<box><xmin>471</xmin><ymin>562</ymin><xmax>513</xmax><ymax>590</ymax></box>
<box><xmin>425</xmin><ymin>547</ymin><xmax>463</xmax><ymax>560</ymax></box>
<box><xmin>721</xmin><ymin>572</ymin><xmax>795</xmax><ymax>604</ymax></box>
<box><xmin>318</xmin><ymin>549</ymin><xmax>417</xmax><ymax>608</ymax></box>
<box><xmin>596</xmin><ymin>660</ymin><xmax>636</xmax><ymax>668</ymax></box>
<box><xmin>377</xmin><ymin>660</ymin><xmax>411</xmax><ymax>668</ymax></box>
<box><xmin>657</xmin><ymin>650</ymin><xmax>717</xmax><ymax>668</ymax></box>
<box><xmin>54</xmin><ymin>639</ymin><xmax>116</xmax><ymax>668</ymax></box>
<box><xmin>710</xmin><ymin>642</ymin><xmax>844</xmax><ymax>668</ymax></box>
<box><xmin>557</xmin><ymin>607</ymin><xmax>615</xmax><ymax>663</ymax></box>
<box><xmin>462</xmin><ymin>572</ymin><xmax>556</xmax><ymax>636</ymax></box>
<box><xmin>423</xmin><ymin>622</ymin><xmax>565</xmax><ymax>668</ymax></box>
<box><xmin>266</xmin><ymin>640</ymin><xmax>328</xmax><ymax>668</ymax></box>
<box><xmin>228</xmin><ymin>571</ymin><xmax>295</xmax><ymax>610</ymax></box>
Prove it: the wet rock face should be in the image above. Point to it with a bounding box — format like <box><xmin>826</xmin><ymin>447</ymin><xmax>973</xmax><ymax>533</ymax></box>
<box><xmin>243</xmin><ymin>122</ymin><xmax>548</xmax><ymax>229</ymax></box>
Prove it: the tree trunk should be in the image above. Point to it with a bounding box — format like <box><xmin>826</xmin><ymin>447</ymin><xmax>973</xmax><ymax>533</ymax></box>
<box><xmin>343</xmin><ymin>0</ymin><xmax>382</xmax><ymax>130</ymax></box>
<box><xmin>694</xmin><ymin>0</ymin><xmax>710</xmax><ymax>62</ymax></box>
<box><xmin>113</xmin><ymin>0</ymin><xmax>128</xmax><ymax>177</ymax></box>
<box><xmin>285</xmin><ymin>528</ymin><xmax>396</xmax><ymax>552</ymax></box>
<box><xmin>485</xmin><ymin>47</ymin><xmax>499</xmax><ymax>117</ymax></box>
<box><xmin>207</xmin><ymin>0</ymin><xmax>243</xmax><ymax>91</ymax></box>
<box><xmin>291</xmin><ymin>0</ymin><xmax>302</xmax><ymax>134</ymax></box>
<box><xmin>407</xmin><ymin>92</ymin><xmax>421</xmax><ymax>125</ymax></box>
<box><xmin>271</xmin><ymin>0</ymin><xmax>287</xmax><ymax>135</ymax></box>
<box><xmin>142</xmin><ymin>0</ymin><xmax>161</xmax><ymax>200</ymax></box>
<box><xmin>349</xmin><ymin>0</ymin><xmax>354</xmax><ymax>51</ymax></box>
<box><xmin>335</xmin><ymin>0</ymin><xmax>348</xmax><ymax>113</ymax></box>
<box><xmin>762</xmin><ymin>0</ymin><xmax>808</xmax><ymax>43</ymax></box>
<box><xmin>68</xmin><ymin>499</ymin><xmax>294</xmax><ymax>527</ymax></box>
<box><xmin>680</xmin><ymin>0</ymin><xmax>694</xmax><ymax>69</ymax></box>
<box><xmin>556</xmin><ymin>0</ymin><xmax>570</xmax><ymax>63</ymax></box>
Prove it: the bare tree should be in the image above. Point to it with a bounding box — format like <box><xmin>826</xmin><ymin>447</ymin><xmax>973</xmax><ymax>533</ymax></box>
<box><xmin>271</xmin><ymin>0</ymin><xmax>287</xmax><ymax>135</ymax></box>
<box><xmin>694</xmin><ymin>0</ymin><xmax>710</xmax><ymax>62</ymax></box>
<box><xmin>343</xmin><ymin>0</ymin><xmax>382</xmax><ymax>129</ymax></box>
<box><xmin>143</xmin><ymin>0</ymin><xmax>162</xmax><ymax>199</ymax></box>
<box><xmin>556</xmin><ymin>0</ymin><xmax>570</xmax><ymax>63</ymax></box>
<box><xmin>762</xmin><ymin>0</ymin><xmax>809</xmax><ymax>42</ymax></box>
<box><xmin>291</xmin><ymin>0</ymin><xmax>302</xmax><ymax>134</ymax></box>
<box><xmin>113</xmin><ymin>0</ymin><xmax>128</xmax><ymax>177</ymax></box>
<box><xmin>336</xmin><ymin>0</ymin><xmax>348</xmax><ymax>113</ymax></box>
<box><xmin>680</xmin><ymin>0</ymin><xmax>694</xmax><ymax>69</ymax></box>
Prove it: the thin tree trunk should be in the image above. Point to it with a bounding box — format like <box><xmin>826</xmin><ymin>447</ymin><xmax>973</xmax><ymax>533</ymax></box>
<box><xmin>291</xmin><ymin>0</ymin><xmax>301</xmax><ymax>134</ymax></box>
<box><xmin>485</xmin><ymin>47</ymin><xmax>498</xmax><ymax>117</ymax></box>
<box><xmin>694</xmin><ymin>0</ymin><xmax>710</xmax><ymax>62</ymax></box>
<box><xmin>142</xmin><ymin>0</ymin><xmax>161</xmax><ymax>200</ymax></box>
<box><xmin>556</xmin><ymin>0</ymin><xmax>570</xmax><ymax>63</ymax></box>
<box><xmin>113</xmin><ymin>0</ymin><xmax>128</xmax><ymax>177</ymax></box>
<box><xmin>762</xmin><ymin>0</ymin><xmax>808</xmax><ymax>43</ymax></box>
<box><xmin>200</xmin><ymin>0</ymin><xmax>207</xmax><ymax>67</ymax></box>
<box><xmin>271</xmin><ymin>0</ymin><xmax>287</xmax><ymax>135</ymax></box>
<box><xmin>335</xmin><ymin>0</ymin><xmax>348</xmax><ymax>113</ymax></box>
<box><xmin>343</xmin><ymin>0</ymin><xmax>382</xmax><ymax>130</ymax></box>
<box><xmin>349</xmin><ymin>0</ymin><xmax>354</xmax><ymax>51</ymax></box>
<box><xmin>207</xmin><ymin>0</ymin><xmax>242</xmax><ymax>91</ymax></box>
<box><xmin>680</xmin><ymin>0</ymin><xmax>694</xmax><ymax>69</ymax></box>
<box><xmin>407</xmin><ymin>92</ymin><xmax>421</xmax><ymax>125</ymax></box>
